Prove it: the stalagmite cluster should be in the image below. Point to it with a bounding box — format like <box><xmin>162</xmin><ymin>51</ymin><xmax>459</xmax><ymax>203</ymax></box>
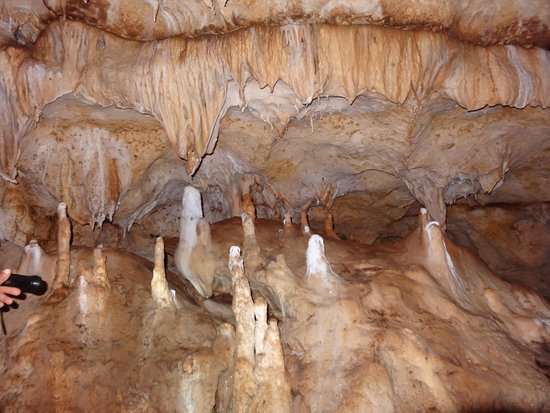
<box><xmin>0</xmin><ymin>1</ymin><xmax>549</xmax><ymax>411</ymax></box>
<box><xmin>228</xmin><ymin>246</ymin><xmax>292</xmax><ymax>413</ymax></box>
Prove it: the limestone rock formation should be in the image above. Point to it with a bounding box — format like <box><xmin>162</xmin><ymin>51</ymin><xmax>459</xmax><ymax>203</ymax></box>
<box><xmin>0</xmin><ymin>1</ymin><xmax>550</xmax><ymax>411</ymax></box>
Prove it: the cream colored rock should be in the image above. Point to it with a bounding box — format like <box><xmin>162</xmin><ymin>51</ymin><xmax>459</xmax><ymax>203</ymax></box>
<box><xmin>16</xmin><ymin>240</ymin><xmax>53</xmax><ymax>277</ymax></box>
<box><xmin>151</xmin><ymin>237</ymin><xmax>177</xmax><ymax>308</ymax></box>
<box><xmin>175</xmin><ymin>187</ymin><xmax>215</xmax><ymax>297</ymax></box>
<box><xmin>229</xmin><ymin>245</ymin><xmax>256</xmax><ymax>413</ymax></box>
<box><xmin>7</xmin><ymin>0</ymin><xmax>549</xmax><ymax>48</ymax></box>
<box><xmin>228</xmin><ymin>245</ymin><xmax>292</xmax><ymax>413</ymax></box>
<box><xmin>1</xmin><ymin>20</ymin><xmax>549</xmax><ymax>180</ymax></box>
<box><xmin>0</xmin><ymin>1</ymin><xmax>549</xmax><ymax>411</ymax></box>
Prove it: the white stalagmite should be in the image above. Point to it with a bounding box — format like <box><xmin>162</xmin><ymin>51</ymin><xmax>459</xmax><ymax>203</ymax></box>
<box><xmin>229</xmin><ymin>246</ymin><xmax>245</xmax><ymax>278</ymax></box>
<box><xmin>175</xmin><ymin>186</ymin><xmax>212</xmax><ymax>297</ymax></box>
<box><xmin>17</xmin><ymin>240</ymin><xmax>47</xmax><ymax>275</ymax></box>
<box><xmin>306</xmin><ymin>234</ymin><xmax>332</xmax><ymax>279</ymax></box>
<box><xmin>151</xmin><ymin>237</ymin><xmax>176</xmax><ymax>308</ymax></box>
<box><xmin>420</xmin><ymin>208</ymin><xmax>468</xmax><ymax>306</ymax></box>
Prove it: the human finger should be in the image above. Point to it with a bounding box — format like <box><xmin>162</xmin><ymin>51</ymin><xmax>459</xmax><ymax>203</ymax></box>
<box><xmin>0</xmin><ymin>286</ymin><xmax>21</xmax><ymax>297</ymax></box>
<box><xmin>0</xmin><ymin>269</ymin><xmax>11</xmax><ymax>284</ymax></box>
<box><xmin>0</xmin><ymin>292</ymin><xmax>15</xmax><ymax>306</ymax></box>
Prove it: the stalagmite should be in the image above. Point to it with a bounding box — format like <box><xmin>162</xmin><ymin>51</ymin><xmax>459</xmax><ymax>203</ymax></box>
<box><xmin>52</xmin><ymin>202</ymin><xmax>71</xmax><ymax>290</ymax></box>
<box><xmin>73</xmin><ymin>248</ymin><xmax>112</xmax><ymax>332</ymax></box>
<box><xmin>241</xmin><ymin>213</ymin><xmax>256</xmax><ymax>242</ymax></box>
<box><xmin>1</xmin><ymin>2</ymin><xmax>550</xmax><ymax>411</ymax></box>
<box><xmin>177</xmin><ymin>187</ymin><xmax>202</xmax><ymax>272</ymax></box>
<box><xmin>73</xmin><ymin>246</ymin><xmax>111</xmax><ymax>317</ymax></box>
<box><xmin>305</xmin><ymin>234</ymin><xmax>332</xmax><ymax>279</ymax></box>
<box><xmin>241</xmin><ymin>212</ymin><xmax>261</xmax><ymax>262</ymax></box>
<box><xmin>304</xmin><ymin>234</ymin><xmax>342</xmax><ymax>296</ymax></box>
<box><xmin>92</xmin><ymin>246</ymin><xmax>110</xmax><ymax>290</ymax></box>
<box><xmin>214</xmin><ymin>322</ymin><xmax>236</xmax><ymax>413</ymax></box>
<box><xmin>151</xmin><ymin>237</ymin><xmax>176</xmax><ymax>308</ymax></box>
<box><xmin>253</xmin><ymin>319</ymin><xmax>292</xmax><ymax>413</ymax></box>
<box><xmin>228</xmin><ymin>246</ymin><xmax>256</xmax><ymax>413</ymax></box>
<box><xmin>228</xmin><ymin>246</ymin><xmax>292</xmax><ymax>413</ymax></box>
<box><xmin>175</xmin><ymin>186</ymin><xmax>214</xmax><ymax>297</ymax></box>
<box><xmin>418</xmin><ymin>208</ymin><xmax>469</xmax><ymax>306</ymax></box>
<box><xmin>16</xmin><ymin>240</ymin><xmax>54</xmax><ymax>277</ymax></box>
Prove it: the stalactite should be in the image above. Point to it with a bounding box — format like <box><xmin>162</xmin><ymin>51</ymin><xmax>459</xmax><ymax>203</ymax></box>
<box><xmin>300</xmin><ymin>198</ymin><xmax>315</xmax><ymax>236</ymax></box>
<box><xmin>1</xmin><ymin>21</ymin><xmax>548</xmax><ymax>181</ymax></box>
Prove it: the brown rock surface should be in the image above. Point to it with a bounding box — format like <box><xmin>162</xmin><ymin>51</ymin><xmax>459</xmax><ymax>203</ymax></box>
<box><xmin>2</xmin><ymin>206</ymin><xmax>549</xmax><ymax>411</ymax></box>
<box><xmin>0</xmin><ymin>1</ymin><xmax>549</xmax><ymax>411</ymax></box>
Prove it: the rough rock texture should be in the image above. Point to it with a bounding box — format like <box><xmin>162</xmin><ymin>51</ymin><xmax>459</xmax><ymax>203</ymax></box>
<box><xmin>1</xmin><ymin>19</ymin><xmax>549</xmax><ymax>182</ymax></box>
<box><xmin>0</xmin><ymin>1</ymin><xmax>550</xmax><ymax>411</ymax></box>
<box><xmin>1</xmin><ymin>89</ymin><xmax>549</xmax><ymax>248</ymax></box>
<box><xmin>448</xmin><ymin>203</ymin><xmax>550</xmax><ymax>299</ymax></box>
<box><xmin>2</xmin><ymin>0</ymin><xmax>550</xmax><ymax>47</ymax></box>
<box><xmin>3</xmin><ymin>201</ymin><xmax>549</xmax><ymax>411</ymax></box>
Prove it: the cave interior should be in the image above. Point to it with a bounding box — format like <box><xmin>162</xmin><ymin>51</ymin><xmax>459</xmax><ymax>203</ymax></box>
<box><xmin>0</xmin><ymin>1</ymin><xmax>550</xmax><ymax>412</ymax></box>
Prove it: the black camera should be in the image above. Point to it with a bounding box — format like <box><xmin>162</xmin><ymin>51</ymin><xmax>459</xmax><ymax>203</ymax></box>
<box><xmin>4</xmin><ymin>274</ymin><xmax>48</xmax><ymax>296</ymax></box>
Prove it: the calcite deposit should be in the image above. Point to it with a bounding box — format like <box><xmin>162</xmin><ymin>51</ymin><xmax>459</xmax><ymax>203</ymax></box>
<box><xmin>0</xmin><ymin>1</ymin><xmax>549</xmax><ymax>412</ymax></box>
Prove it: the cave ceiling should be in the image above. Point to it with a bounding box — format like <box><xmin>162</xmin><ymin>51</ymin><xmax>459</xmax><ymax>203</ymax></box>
<box><xmin>0</xmin><ymin>0</ymin><xmax>549</xmax><ymax>244</ymax></box>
